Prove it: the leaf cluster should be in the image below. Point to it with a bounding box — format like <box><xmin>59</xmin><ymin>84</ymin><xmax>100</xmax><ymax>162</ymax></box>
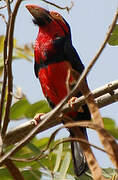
<box><xmin>0</xmin><ymin>35</ymin><xmax>33</xmax><ymax>76</ymax></box>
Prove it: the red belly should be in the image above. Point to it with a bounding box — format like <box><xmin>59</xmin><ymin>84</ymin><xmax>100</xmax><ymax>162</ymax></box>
<box><xmin>38</xmin><ymin>61</ymin><xmax>72</xmax><ymax>105</ymax></box>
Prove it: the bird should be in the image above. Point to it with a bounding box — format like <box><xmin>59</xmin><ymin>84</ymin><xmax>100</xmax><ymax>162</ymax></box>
<box><xmin>26</xmin><ymin>4</ymin><xmax>91</xmax><ymax>177</ymax></box>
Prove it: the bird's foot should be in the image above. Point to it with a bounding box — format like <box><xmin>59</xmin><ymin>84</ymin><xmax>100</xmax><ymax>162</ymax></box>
<box><xmin>68</xmin><ymin>97</ymin><xmax>78</xmax><ymax>109</ymax></box>
<box><xmin>34</xmin><ymin>113</ymin><xmax>45</xmax><ymax>125</ymax></box>
<box><xmin>68</xmin><ymin>97</ymin><xmax>84</xmax><ymax>113</ymax></box>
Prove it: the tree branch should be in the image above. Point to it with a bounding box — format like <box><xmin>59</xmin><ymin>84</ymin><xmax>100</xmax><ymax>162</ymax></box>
<box><xmin>4</xmin><ymin>80</ymin><xmax>118</xmax><ymax>146</ymax></box>
<box><xmin>2</xmin><ymin>0</ymin><xmax>23</xmax><ymax>137</ymax></box>
<box><xmin>4</xmin><ymin>159</ymin><xmax>25</xmax><ymax>180</ymax></box>
<box><xmin>0</xmin><ymin>0</ymin><xmax>11</xmax><ymax>131</ymax></box>
<box><xmin>0</xmin><ymin>0</ymin><xmax>27</xmax><ymax>179</ymax></box>
<box><xmin>9</xmin><ymin>137</ymin><xmax>111</xmax><ymax>163</ymax></box>
<box><xmin>0</xmin><ymin>0</ymin><xmax>12</xmax><ymax>155</ymax></box>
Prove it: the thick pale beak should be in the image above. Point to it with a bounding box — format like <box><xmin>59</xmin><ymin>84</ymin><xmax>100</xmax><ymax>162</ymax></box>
<box><xmin>26</xmin><ymin>4</ymin><xmax>51</xmax><ymax>21</ymax></box>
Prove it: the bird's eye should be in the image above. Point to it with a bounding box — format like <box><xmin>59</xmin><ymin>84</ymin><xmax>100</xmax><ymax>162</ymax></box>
<box><xmin>54</xmin><ymin>13</ymin><xmax>60</xmax><ymax>17</ymax></box>
<box><xmin>50</xmin><ymin>11</ymin><xmax>68</xmax><ymax>32</ymax></box>
<box><xmin>50</xmin><ymin>11</ymin><xmax>62</xmax><ymax>20</ymax></box>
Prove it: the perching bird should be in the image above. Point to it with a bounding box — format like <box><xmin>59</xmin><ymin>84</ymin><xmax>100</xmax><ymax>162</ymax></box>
<box><xmin>26</xmin><ymin>4</ymin><xmax>91</xmax><ymax>176</ymax></box>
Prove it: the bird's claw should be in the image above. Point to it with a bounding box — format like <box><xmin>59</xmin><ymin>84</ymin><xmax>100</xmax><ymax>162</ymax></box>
<box><xmin>68</xmin><ymin>97</ymin><xmax>78</xmax><ymax>109</ymax></box>
<box><xmin>68</xmin><ymin>97</ymin><xmax>84</xmax><ymax>112</ymax></box>
<box><xmin>34</xmin><ymin>113</ymin><xmax>45</xmax><ymax>125</ymax></box>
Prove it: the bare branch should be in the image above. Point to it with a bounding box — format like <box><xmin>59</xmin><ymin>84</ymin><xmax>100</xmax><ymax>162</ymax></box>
<box><xmin>2</xmin><ymin>0</ymin><xmax>23</xmax><ymax>137</ymax></box>
<box><xmin>40</xmin><ymin>0</ymin><xmax>73</xmax><ymax>12</ymax></box>
<box><xmin>0</xmin><ymin>0</ymin><xmax>12</xmax><ymax>148</ymax></box>
<box><xmin>0</xmin><ymin>0</ymin><xmax>13</xmax><ymax>10</ymax></box>
<box><xmin>0</xmin><ymin>31</ymin><xmax>8</xmax><ymax>129</ymax></box>
<box><xmin>6</xmin><ymin>0</ymin><xmax>12</xmax><ymax>16</ymax></box>
<box><xmin>0</xmin><ymin>14</ymin><xmax>7</xmax><ymax>25</ymax></box>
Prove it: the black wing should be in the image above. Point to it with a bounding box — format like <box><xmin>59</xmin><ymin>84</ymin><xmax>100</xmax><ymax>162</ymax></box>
<box><xmin>34</xmin><ymin>61</ymin><xmax>40</xmax><ymax>78</ymax></box>
<box><xmin>64</xmin><ymin>34</ymin><xmax>85</xmax><ymax>74</ymax></box>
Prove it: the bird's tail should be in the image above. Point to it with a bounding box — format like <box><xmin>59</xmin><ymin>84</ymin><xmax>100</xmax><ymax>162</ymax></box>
<box><xmin>71</xmin><ymin>140</ymin><xmax>88</xmax><ymax>176</ymax></box>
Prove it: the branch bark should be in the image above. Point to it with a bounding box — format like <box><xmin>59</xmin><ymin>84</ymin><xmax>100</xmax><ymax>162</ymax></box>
<box><xmin>0</xmin><ymin>0</ymin><xmax>26</xmax><ymax>179</ymax></box>
<box><xmin>4</xmin><ymin>80</ymin><xmax>118</xmax><ymax>146</ymax></box>
<box><xmin>4</xmin><ymin>159</ymin><xmax>25</xmax><ymax>180</ymax></box>
<box><xmin>2</xmin><ymin>0</ymin><xmax>22</xmax><ymax>137</ymax></box>
<box><xmin>0</xmin><ymin>0</ymin><xmax>12</xmax><ymax>131</ymax></box>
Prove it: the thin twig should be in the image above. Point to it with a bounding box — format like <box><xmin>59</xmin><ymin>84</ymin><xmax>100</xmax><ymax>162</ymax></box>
<box><xmin>9</xmin><ymin>137</ymin><xmax>112</xmax><ymax>163</ymax></box>
<box><xmin>40</xmin><ymin>0</ymin><xmax>73</xmax><ymax>12</ymax></box>
<box><xmin>0</xmin><ymin>0</ymin><xmax>13</xmax><ymax>10</ymax></box>
<box><xmin>0</xmin><ymin>14</ymin><xmax>7</xmax><ymax>25</ymax></box>
<box><xmin>51</xmin><ymin>138</ymin><xmax>112</xmax><ymax>156</ymax></box>
<box><xmin>10</xmin><ymin>92</ymin><xmax>24</xmax><ymax>100</ymax></box>
<box><xmin>0</xmin><ymin>36</ymin><xmax>8</xmax><ymax>129</ymax></box>
<box><xmin>0</xmin><ymin>0</ymin><xmax>12</xmax><ymax>131</ymax></box>
<box><xmin>6</xmin><ymin>0</ymin><xmax>12</xmax><ymax>16</ymax></box>
<box><xmin>0</xmin><ymin>6</ymin><xmax>118</xmax><ymax>166</ymax></box>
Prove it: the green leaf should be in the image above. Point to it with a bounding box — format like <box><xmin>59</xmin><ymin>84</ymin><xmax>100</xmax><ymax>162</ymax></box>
<box><xmin>15</xmin><ymin>51</ymin><xmax>32</xmax><ymax>62</ymax></box>
<box><xmin>0</xmin><ymin>167</ymin><xmax>12</xmax><ymax>180</ymax></box>
<box><xmin>13</xmin><ymin>38</ymin><xmax>17</xmax><ymax>48</ymax></box>
<box><xmin>108</xmin><ymin>24</ymin><xmax>118</xmax><ymax>46</ymax></box>
<box><xmin>0</xmin><ymin>58</ymin><xmax>4</xmax><ymax>76</ymax></box>
<box><xmin>0</xmin><ymin>58</ymin><xmax>4</xmax><ymax>68</ymax></box>
<box><xmin>0</xmin><ymin>36</ymin><xmax>4</xmax><ymax>53</ymax></box>
<box><xmin>58</xmin><ymin>151</ymin><xmax>71</xmax><ymax>179</ymax></box>
<box><xmin>10</xmin><ymin>99</ymin><xmax>50</xmax><ymax>120</ymax></box>
<box><xmin>108</xmin><ymin>128</ymin><xmax>118</xmax><ymax>139</ymax></box>
<box><xmin>12</xmin><ymin>145</ymin><xmax>40</xmax><ymax>169</ymax></box>
<box><xmin>22</xmin><ymin>169</ymin><xmax>41</xmax><ymax>180</ymax></box>
<box><xmin>103</xmin><ymin>117</ymin><xmax>116</xmax><ymax>129</ymax></box>
<box><xmin>0</xmin><ymin>36</ymin><xmax>17</xmax><ymax>53</ymax></box>
<box><xmin>0</xmin><ymin>36</ymin><xmax>17</xmax><ymax>77</ymax></box>
<box><xmin>102</xmin><ymin>168</ymin><xmax>118</xmax><ymax>178</ymax></box>
<box><xmin>37</xmin><ymin>137</ymin><xmax>50</xmax><ymax>148</ymax></box>
<box><xmin>14</xmin><ymin>156</ymin><xmax>39</xmax><ymax>169</ymax></box>
<box><xmin>103</xmin><ymin>117</ymin><xmax>118</xmax><ymax>139</ymax></box>
<box><xmin>0</xmin><ymin>81</ymin><xmax>3</xmax><ymax>93</ymax></box>
<box><xmin>10</xmin><ymin>98</ymin><xmax>30</xmax><ymax>120</ymax></box>
<box><xmin>53</xmin><ymin>143</ymin><xmax>63</xmax><ymax>173</ymax></box>
<box><xmin>30</xmin><ymin>137</ymin><xmax>50</xmax><ymax>149</ymax></box>
<box><xmin>25</xmin><ymin>100</ymin><xmax>51</xmax><ymax>119</ymax></box>
<box><xmin>27</xmin><ymin>142</ymin><xmax>41</xmax><ymax>154</ymax></box>
<box><xmin>24</xmin><ymin>44</ymin><xmax>34</xmax><ymax>57</ymax></box>
<box><xmin>15</xmin><ymin>45</ymin><xmax>33</xmax><ymax>62</ymax></box>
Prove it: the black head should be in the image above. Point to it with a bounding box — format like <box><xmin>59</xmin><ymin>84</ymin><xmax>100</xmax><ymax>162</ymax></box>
<box><xmin>26</xmin><ymin>4</ymin><xmax>70</xmax><ymax>35</ymax></box>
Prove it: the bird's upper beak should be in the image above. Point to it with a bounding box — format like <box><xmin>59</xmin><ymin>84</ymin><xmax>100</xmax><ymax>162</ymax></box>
<box><xmin>26</xmin><ymin>4</ymin><xmax>52</xmax><ymax>25</ymax></box>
